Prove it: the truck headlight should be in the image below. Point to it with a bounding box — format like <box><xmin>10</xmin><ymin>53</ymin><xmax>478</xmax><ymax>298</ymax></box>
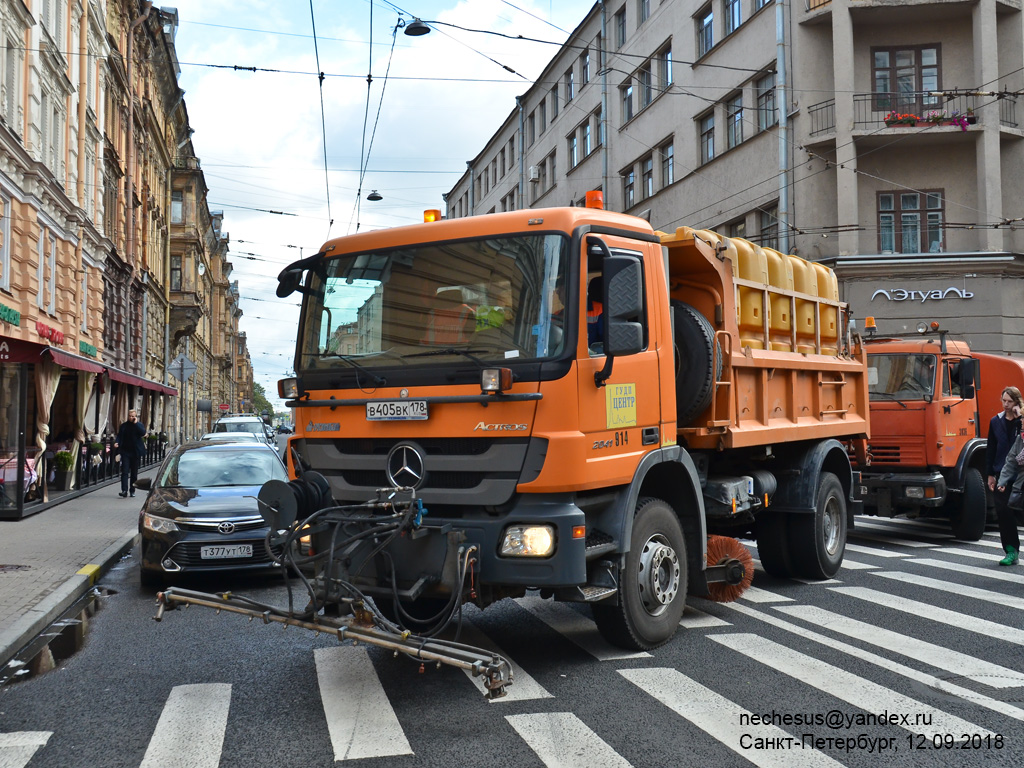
<box><xmin>500</xmin><ymin>525</ymin><xmax>555</xmax><ymax>557</ymax></box>
<box><xmin>142</xmin><ymin>513</ymin><xmax>179</xmax><ymax>534</ymax></box>
<box><xmin>904</xmin><ymin>486</ymin><xmax>925</xmax><ymax>499</ymax></box>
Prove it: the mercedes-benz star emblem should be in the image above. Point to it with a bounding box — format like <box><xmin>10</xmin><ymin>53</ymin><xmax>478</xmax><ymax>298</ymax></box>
<box><xmin>217</xmin><ymin>521</ymin><xmax>236</xmax><ymax>535</ymax></box>
<box><xmin>386</xmin><ymin>444</ymin><xmax>425</xmax><ymax>489</ymax></box>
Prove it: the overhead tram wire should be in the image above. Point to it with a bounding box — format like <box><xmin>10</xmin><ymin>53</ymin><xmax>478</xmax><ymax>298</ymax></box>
<box><xmin>308</xmin><ymin>0</ymin><xmax>333</xmax><ymax>241</ymax></box>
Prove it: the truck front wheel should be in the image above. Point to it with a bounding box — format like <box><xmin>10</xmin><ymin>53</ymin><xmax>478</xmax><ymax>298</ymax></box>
<box><xmin>592</xmin><ymin>497</ymin><xmax>687</xmax><ymax>650</ymax></box>
<box><xmin>788</xmin><ymin>471</ymin><xmax>847</xmax><ymax>579</ymax></box>
<box><xmin>950</xmin><ymin>467</ymin><xmax>986</xmax><ymax>541</ymax></box>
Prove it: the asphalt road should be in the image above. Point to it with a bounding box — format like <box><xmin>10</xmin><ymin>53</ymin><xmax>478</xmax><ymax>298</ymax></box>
<box><xmin>1</xmin><ymin>516</ymin><xmax>1022</xmax><ymax>768</ymax></box>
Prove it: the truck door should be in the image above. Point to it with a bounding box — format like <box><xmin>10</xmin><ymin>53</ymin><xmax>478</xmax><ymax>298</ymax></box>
<box><xmin>576</xmin><ymin>238</ymin><xmax>664</xmax><ymax>488</ymax></box>
<box><xmin>940</xmin><ymin>357</ymin><xmax>977</xmax><ymax>459</ymax></box>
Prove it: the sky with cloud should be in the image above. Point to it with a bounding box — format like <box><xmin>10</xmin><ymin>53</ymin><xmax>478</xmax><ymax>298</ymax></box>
<box><xmin>166</xmin><ymin>0</ymin><xmax>595</xmax><ymax>410</ymax></box>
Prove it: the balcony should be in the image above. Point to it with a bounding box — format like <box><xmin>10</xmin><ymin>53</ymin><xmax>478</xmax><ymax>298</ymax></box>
<box><xmin>805</xmin><ymin>92</ymin><xmax>1019</xmax><ymax>137</ymax></box>
<box><xmin>169</xmin><ymin>290</ymin><xmax>206</xmax><ymax>345</ymax></box>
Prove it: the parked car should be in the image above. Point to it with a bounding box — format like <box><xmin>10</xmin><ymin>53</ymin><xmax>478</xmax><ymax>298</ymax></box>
<box><xmin>277</xmin><ymin>424</ymin><xmax>293</xmax><ymax>434</ymax></box>
<box><xmin>209</xmin><ymin>414</ymin><xmax>275</xmax><ymax>447</ymax></box>
<box><xmin>136</xmin><ymin>440</ymin><xmax>289</xmax><ymax>587</ymax></box>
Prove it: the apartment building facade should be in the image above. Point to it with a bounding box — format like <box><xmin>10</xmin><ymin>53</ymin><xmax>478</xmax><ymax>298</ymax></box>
<box><xmin>447</xmin><ymin>0</ymin><xmax>1024</xmax><ymax>355</ymax></box>
<box><xmin>0</xmin><ymin>0</ymin><xmax>252</xmax><ymax>517</ymax></box>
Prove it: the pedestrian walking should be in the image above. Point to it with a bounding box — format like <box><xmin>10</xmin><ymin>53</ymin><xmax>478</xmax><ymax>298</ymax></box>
<box><xmin>114</xmin><ymin>409</ymin><xmax>146</xmax><ymax>498</ymax></box>
<box><xmin>991</xmin><ymin>387</ymin><xmax>1023</xmax><ymax>565</ymax></box>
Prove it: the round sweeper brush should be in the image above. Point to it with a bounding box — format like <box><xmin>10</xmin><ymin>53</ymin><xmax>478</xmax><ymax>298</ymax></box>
<box><xmin>705</xmin><ymin>535</ymin><xmax>754</xmax><ymax>602</ymax></box>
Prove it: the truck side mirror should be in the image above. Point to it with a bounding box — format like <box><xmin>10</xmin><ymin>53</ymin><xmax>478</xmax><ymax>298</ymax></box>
<box><xmin>602</xmin><ymin>254</ymin><xmax>644</xmax><ymax>357</ymax></box>
<box><xmin>276</xmin><ymin>268</ymin><xmax>303</xmax><ymax>298</ymax></box>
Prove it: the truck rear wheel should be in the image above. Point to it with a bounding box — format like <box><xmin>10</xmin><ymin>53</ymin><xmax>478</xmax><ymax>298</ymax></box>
<box><xmin>755</xmin><ymin>512</ymin><xmax>794</xmax><ymax>578</ymax></box>
<box><xmin>788</xmin><ymin>471</ymin><xmax>846</xmax><ymax>579</ymax></box>
<box><xmin>592</xmin><ymin>497</ymin><xmax>687</xmax><ymax>650</ymax></box>
<box><xmin>950</xmin><ymin>467</ymin><xmax>986</xmax><ymax>541</ymax></box>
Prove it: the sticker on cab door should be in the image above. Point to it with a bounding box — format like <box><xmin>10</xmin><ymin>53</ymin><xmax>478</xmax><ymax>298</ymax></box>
<box><xmin>606</xmin><ymin>383</ymin><xmax>637</xmax><ymax>429</ymax></box>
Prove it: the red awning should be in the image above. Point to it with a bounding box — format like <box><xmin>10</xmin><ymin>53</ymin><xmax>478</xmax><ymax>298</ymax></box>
<box><xmin>0</xmin><ymin>335</ymin><xmax>47</xmax><ymax>363</ymax></box>
<box><xmin>105</xmin><ymin>365</ymin><xmax>178</xmax><ymax>396</ymax></box>
<box><xmin>43</xmin><ymin>346</ymin><xmax>105</xmax><ymax>374</ymax></box>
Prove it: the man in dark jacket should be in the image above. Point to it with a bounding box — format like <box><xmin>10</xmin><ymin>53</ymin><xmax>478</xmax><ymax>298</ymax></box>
<box><xmin>115</xmin><ymin>409</ymin><xmax>146</xmax><ymax>498</ymax></box>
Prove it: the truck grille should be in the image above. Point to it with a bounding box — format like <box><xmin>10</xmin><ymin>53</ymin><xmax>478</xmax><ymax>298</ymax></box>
<box><xmin>867</xmin><ymin>442</ymin><xmax>926</xmax><ymax>466</ymax></box>
<box><xmin>303</xmin><ymin>437</ymin><xmax>533</xmax><ymax>506</ymax></box>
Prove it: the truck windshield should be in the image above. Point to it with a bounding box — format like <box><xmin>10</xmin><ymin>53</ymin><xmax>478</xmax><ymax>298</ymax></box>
<box><xmin>867</xmin><ymin>353</ymin><xmax>936</xmax><ymax>400</ymax></box>
<box><xmin>298</xmin><ymin>234</ymin><xmax>568</xmax><ymax>370</ymax></box>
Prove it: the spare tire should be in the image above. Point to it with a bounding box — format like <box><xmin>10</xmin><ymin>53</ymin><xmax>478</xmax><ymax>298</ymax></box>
<box><xmin>672</xmin><ymin>300</ymin><xmax>721</xmax><ymax>425</ymax></box>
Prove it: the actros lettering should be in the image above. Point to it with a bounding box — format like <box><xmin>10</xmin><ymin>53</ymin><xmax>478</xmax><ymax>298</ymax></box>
<box><xmin>473</xmin><ymin>422</ymin><xmax>528</xmax><ymax>431</ymax></box>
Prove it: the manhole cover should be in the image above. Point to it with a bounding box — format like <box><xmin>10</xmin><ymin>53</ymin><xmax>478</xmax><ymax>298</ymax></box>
<box><xmin>0</xmin><ymin>564</ymin><xmax>31</xmax><ymax>572</ymax></box>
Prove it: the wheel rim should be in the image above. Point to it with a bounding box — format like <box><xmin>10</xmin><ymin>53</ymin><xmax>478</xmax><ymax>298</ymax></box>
<box><xmin>637</xmin><ymin>534</ymin><xmax>681</xmax><ymax>616</ymax></box>
<box><xmin>822</xmin><ymin>494</ymin><xmax>841</xmax><ymax>556</ymax></box>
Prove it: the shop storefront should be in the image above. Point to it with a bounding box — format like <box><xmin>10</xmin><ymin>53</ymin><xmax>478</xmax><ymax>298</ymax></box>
<box><xmin>0</xmin><ymin>335</ymin><xmax>177</xmax><ymax>520</ymax></box>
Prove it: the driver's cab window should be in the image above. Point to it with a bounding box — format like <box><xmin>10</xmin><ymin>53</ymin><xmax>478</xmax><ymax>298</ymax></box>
<box><xmin>943</xmin><ymin>359</ymin><xmax>962</xmax><ymax>397</ymax></box>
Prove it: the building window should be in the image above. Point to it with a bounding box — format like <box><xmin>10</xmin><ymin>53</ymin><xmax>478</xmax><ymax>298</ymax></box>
<box><xmin>565</xmin><ymin>68</ymin><xmax>575</xmax><ymax>103</ymax></box>
<box><xmin>621</xmin><ymin>82</ymin><xmax>634</xmax><ymax>123</ymax></box>
<box><xmin>639</xmin><ymin>0</ymin><xmax>651</xmax><ymax>24</ymax></box>
<box><xmin>500</xmin><ymin>149</ymin><xmax>506</xmax><ymax>177</ymax></box>
<box><xmin>4</xmin><ymin>41</ymin><xmax>19</xmax><ymax>127</ymax></box>
<box><xmin>623</xmin><ymin>168</ymin><xmax>635</xmax><ymax>209</ymax></box>
<box><xmin>658</xmin><ymin>46</ymin><xmax>673</xmax><ymax>89</ymax></box>
<box><xmin>539</xmin><ymin>100</ymin><xmax>547</xmax><ymax>132</ymax></box>
<box><xmin>661</xmin><ymin>142</ymin><xmax>674</xmax><ymax>185</ymax></box>
<box><xmin>528</xmin><ymin>113</ymin><xmax>536</xmax><ymax>146</ymax></box>
<box><xmin>725</xmin><ymin>0</ymin><xmax>741</xmax><ymax>35</ymax></box>
<box><xmin>171</xmin><ymin>190</ymin><xmax>183</xmax><ymax>223</ymax></box>
<box><xmin>551</xmin><ymin>85</ymin><xmax>559</xmax><ymax>118</ymax></box>
<box><xmin>171</xmin><ymin>255</ymin><xmax>182</xmax><ymax>291</ymax></box>
<box><xmin>583</xmin><ymin>122</ymin><xmax>592</xmax><ymax>156</ymax></box>
<box><xmin>756</xmin><ymin>0</ymin><xmax>771</xmax><ymax>8</ymax></box>
<box><xmin>508</xmin><ymin>136</ymin><xmax>515</xmax><ymax>163</ymax></box>
<box><xmin>697</xmin><ymin>6</ymin><xmax>713</xmax><ymax>58</ymax></box>
<box><xmin>759</xmin><ymin>206</ymin><xmax>779</xmax><ymax>249</ymax></box>
<box><xmin>728</xmin><ymin>219</ymin><xmax>746</xmax><ymax>239</ymax></box>
<box><xmin>568</xmin><ymin>134</ymin><xmax>579</xmax><ymax>168</ymax></box>
<box><xmin>699</xmin><ymin>114</ymin><xmax>715</xmax><ymax>165</ymax></box>
<box><xmin>0</xmin><ymin>194</ymin><xmax>8</xmax><ymax>292</ymax></box>
<box><xmin>756</xmin><ymin>73</ymin><xmax>777</xmax><ymax>130</ymax></box>
<box><xmin>581</xmin><ymin>49</ymin><xmax>590</xmax><ymax>85</ymax></box>
<box><xmin>872</xmin><ymin>46</ymin><xmax>941</xmax><ymax>113</ymax></box>
<box><xmin>595</xmin><ymin>106</ymin><xmax>604</xmax><ymax>146</ymax></box>
<box><xmin>639</xmin><ymin>65</ymin><xmax>653</xmax><ymax>109</ymax></box>
<box><xmin>615</xmin><ymin>9</ymin><xmax>626</xmax><ymax>48</ymax></box>
<box><xmin>878</xmin><ymin>190</ymin><xmax>944</xmax><ymax>253</ymax></box>
<box><xmin>641</xmin><ymin>156</ymin><xmax>654</xmax><ymax>199</ymax></box>
<box><xmin>727</xmin><ymin>94</ymin><xmax>743</xmax><ymax>148</ymax></box>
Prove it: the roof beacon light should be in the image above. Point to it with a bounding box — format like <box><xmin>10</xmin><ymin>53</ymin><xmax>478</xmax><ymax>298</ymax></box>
<box><xmin>585</xmin><ymin>190</ymin><xmax>604</xmax><ymax>210</ymax></box>
<box><xmin>424</xmin><ymin>209</ymin><xmax>442</xmax><ymax>223</ymax></box>
<box><xmin>864</xmin><ymin>316</ymin><xmax>876</xmax><ymax>334</ymax></box>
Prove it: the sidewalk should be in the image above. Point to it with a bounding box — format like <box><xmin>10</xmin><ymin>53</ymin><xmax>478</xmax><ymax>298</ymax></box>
<box><xmin>0</xmin><ymin>468</ymin><xmax>156</xmax><ymax>669</ymax></box>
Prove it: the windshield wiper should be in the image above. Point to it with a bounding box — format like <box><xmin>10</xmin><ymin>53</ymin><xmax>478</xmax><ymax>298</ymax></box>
<box><xmin>402</xmin><ymin>348</ymin><xmax>489</xmax><ymax>369</ymax></box>
<box><xmin>319</xmin><ymin>353</ymin><xmax>386</xmax><ymax>386</ymax></box>
<box><xmin>870</xmin><ymin>391</ymin><xmax>908</xmax><ymax>408</ymax></box>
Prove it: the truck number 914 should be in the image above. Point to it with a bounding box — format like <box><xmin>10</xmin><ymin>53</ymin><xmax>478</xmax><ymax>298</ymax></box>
<box><xmin>593</xmin><ymin>431</ymin><xmax>629</xmax><ymax>450</ymax></box>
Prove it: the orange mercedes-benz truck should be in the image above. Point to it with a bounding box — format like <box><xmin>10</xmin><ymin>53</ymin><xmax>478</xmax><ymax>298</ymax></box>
<box><xmin>262</xmin><ymin>204</ymin><xmax>868</xmax><ymax>651</ymax></box>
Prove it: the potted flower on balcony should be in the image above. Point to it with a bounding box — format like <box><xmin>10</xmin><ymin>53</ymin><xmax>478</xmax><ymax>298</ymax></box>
<box><xmin>884</xmin><ymin>111</ymin><xmax>919</xmax><ymax>127</ymax></box>
<box><xmin>53</xmin><ymin>450</ymin><xmax>76</xmax><ymax>491</ymax></box>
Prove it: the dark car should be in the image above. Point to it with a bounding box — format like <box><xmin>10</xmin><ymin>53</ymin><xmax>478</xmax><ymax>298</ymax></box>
<box><xmin>137</xmin><ymin>440</ymin><xmax>289</xmax><ymax>587</ymax></box>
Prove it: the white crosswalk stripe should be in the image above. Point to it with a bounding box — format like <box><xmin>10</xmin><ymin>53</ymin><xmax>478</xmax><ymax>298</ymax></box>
<box><xmin>506</xmin><ymin>712</ymin><xmax>634</xmax><ymax>768</ymax></box>
<box><xmin>931</xmin><ymin>546</ymin><xmax>1009</xmax><ymax>562</ymax></box>
<box><xmin>773</xmin><ymin>604</ymin><xmax>1024</xmax><ymax>688</ymax></box>
<box><xmin>711</xmin><ymin>633</ymin><xmax>994</xmax><ymax>738</ymax></box>
<box><xmin>847</xmin><ymin>531</ymin><xmax>934</xmax><ymax>547</ymax></box>
<box><xmin>909</xmin><ymin>556</ymin><xmax>1024</xmax><ymax>583</ymax></box>
<box><xmin>830</xmin><ymin>586</ymin><xmax>1024</xmax><ymax>645</ymax></box>
<box><xmin>457</xmin><ymin>620</ymin><xmax>554</xmax><ymax>702</ymax></box>
<box><xmin>140</xmin><ymin>684</ymin><xmax>230</xmax><ymax>768</ymax></box>
<box><xmin>844</xmin><ymin>542</ymin><xmax>908</xmax><ymax>558</ymax></box>
<box><xmin>679</xmin><ymin>605</ymin><xmax>731</xmax><ymax>629</ymax></box>
<box><xmin>869</xmin><ymin>570</ymin><xmax>1024</xmax><ymax>610</ymax></box>
<box><xmin>740</xmin><ymin>586</ymin><xmax>794</xmax><ymax>603</ymax></box>
<box><xmin>619</xmin><ymin>668</ymin><xmax>845</xmax><ymax>768</ymax></box>
<box><xmin>854</xmin><ymin>520</ymin><xmax>954</xmax><ymax>539</ymax></box>
<box><xmin>720</xmin><ymin>601</ymin><xmax>1024</xmax><ymax>723</ymax></box>
<box><xmin>518</xmin><ymin>596</ymin><xmax>651</xmax><ymax>660</ymax></box>
<box><xmin>314</xmin><ymin>646</ymin><xmax>413</xmax><ymax>761</ymax></box>
<box><xmin>0</xmin><ymin>733</ymin><xmax>51</xmax><ymax>768</ymax></box>
<box><xmin>836</xmin><ymin>558</ymin><xmax>875</xmax><ymax>569</ymax></box>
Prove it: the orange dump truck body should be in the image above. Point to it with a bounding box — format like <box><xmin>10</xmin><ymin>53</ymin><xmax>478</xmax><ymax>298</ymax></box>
<box><xmin>268</xmin><ymin>206</ymin><xmax>868</xmax><ymax>651</ymax></box>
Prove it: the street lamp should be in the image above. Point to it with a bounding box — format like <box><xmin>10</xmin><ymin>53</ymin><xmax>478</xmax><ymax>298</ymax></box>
<box><xmin>367</xmin><ymin>190</ymin><xmax>383</xmax><ymax>201</ymax></box>
<box><xmin>403</xmin><ymin>18</ymin><xmax>431</xmax><ymax>36</ymax></box>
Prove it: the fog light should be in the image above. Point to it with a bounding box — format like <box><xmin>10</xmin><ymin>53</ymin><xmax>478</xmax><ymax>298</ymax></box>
<box><xmin>143</xmin><ymin>512</ymin><xmax>179</xmax><ymax>533</ymax></box>
<box><xmin>500</xmin><ymin>525</ymin><xmax>555</xmax><ymax>557</ymax></box>
<box><xmin>905</xmin><ymin>486</ymin><xmax>925</xmax><ymax>499</ymax></box>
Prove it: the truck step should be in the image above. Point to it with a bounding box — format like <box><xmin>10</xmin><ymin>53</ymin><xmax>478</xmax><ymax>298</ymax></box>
<box><xmin>577</xmin><ymin>585</ymin><xmax>617</xmax><ymax>602</ymax></box>
<box><xmin>585</xmin><ymin>530</ymin><xmax>617</xmax><ymax>559</ymax></box>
